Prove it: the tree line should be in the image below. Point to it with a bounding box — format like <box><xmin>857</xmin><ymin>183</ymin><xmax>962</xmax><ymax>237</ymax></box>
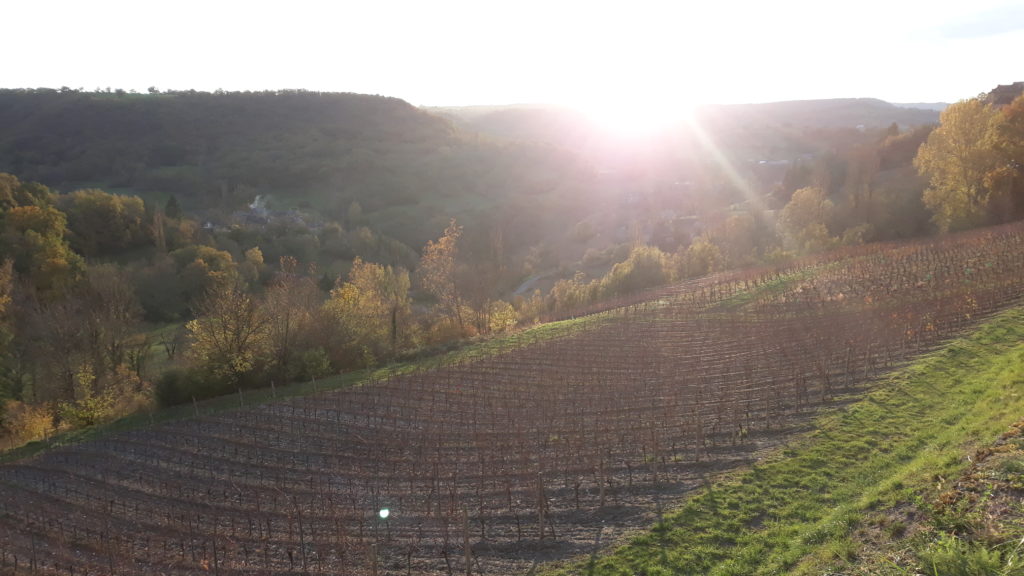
<box><xmin>539</xmin><ymin>93</ymin><xmax>1024</xmax><ymax>316</ymax></box>
<box><xmin>0</xmin><ymin>174</ymin><xmax>694</xmax><ymax>446</ymax></box>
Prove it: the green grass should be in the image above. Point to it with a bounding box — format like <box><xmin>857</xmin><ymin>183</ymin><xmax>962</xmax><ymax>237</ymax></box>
<box><xmin>707</xmin><ymin>266</ymin><xmax>819</xmax><ymax>313</ymax></box>
<box><xmin>547</xmin><ymin>307</ymin><xmax>1024</xmax><ymax>576</ymax></box>
<box><xmin>916</xmin><ymin>533</ymin><xmax>1024</xmax><ymax>576</ymax></box>
<box><xmin>0</xmin><ymin>308</ymin><xmax>617</xmax><ymax>464</ymax></box>
<box><xmin>137</xmin><ymin>321</ymin><xmax>185</xmax><ymax>378</ymax></box>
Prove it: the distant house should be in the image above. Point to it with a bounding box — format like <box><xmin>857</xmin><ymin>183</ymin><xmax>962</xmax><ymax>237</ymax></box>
<box><xmin>226</xmin><ymin>203</ymin><xmax>319</xmax><ymax>231</ymax></box>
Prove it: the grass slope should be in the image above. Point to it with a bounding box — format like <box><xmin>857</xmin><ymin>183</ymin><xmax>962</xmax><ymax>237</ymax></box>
<box><xmin>548</xmin><ymin>307</ymin><xmax>1024</xmax><ymax>576</ymax></box>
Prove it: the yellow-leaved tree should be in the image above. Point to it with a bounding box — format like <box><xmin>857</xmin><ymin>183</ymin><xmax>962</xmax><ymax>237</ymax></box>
<box><xmin>418</xmin><ymin>219</ymin><xmax>464</xmax><ymax>330</ymax></box>
<box><xmin>914</xmin><ymin>98</ymin><xmax>1001</xmax><ymax>232</ymax></box>
<box><xmin>324</xmin><ymin>257</ymin><xmax>412</xmax><ymax>364</ymax></box>
<box><xmin>779</xmin><ymin>186</ymin><xmax>835</xmax><ymax>253</ymax></box>
<box><xmin>186</xmin><ymin>284</ymin><xmax>270</xmax><ymax>388</ymax></box>
<box><xmin>988</xmin><ymin>94</ymin><xmax>1024</xmax><ymax>220</ymax></box>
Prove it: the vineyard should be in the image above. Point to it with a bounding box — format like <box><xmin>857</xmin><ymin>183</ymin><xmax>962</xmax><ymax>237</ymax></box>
<box><xmin>3</xmin><ymin>222</ymin><xmax>1024</xmax><ymax>575</ymax></box>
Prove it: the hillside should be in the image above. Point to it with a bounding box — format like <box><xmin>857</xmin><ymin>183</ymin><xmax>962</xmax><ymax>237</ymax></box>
<box><xmin>0</xmin><ymin>89</ymin><xmax>944</xmax><ymax>285</ymax></box>
<box><xmin>894</xmin><ymin>101</ymin><xmax>949</xmax><ymax>112</ymax></box>
<box><xmin>704</xmin><ymin>97</ymin><xmax>940</xmax><ymax>128</ymax></box>
<box><xmin>0</xmin><ymin>89</ymin><xmax>454</xmax><ymax>195</ymax></box>
<box><xmin>0</xmin><ymin>89</ymin><xmax>589</xmax><ymax>253</ymax></box>
<box><xmin>2</xmin><ymin>221</ymin><xmax>1023</xmax><ymax>575</ymax></box>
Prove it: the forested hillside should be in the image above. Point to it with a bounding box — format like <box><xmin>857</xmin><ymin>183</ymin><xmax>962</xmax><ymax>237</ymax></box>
<box><xmin>0</xmin><ymin>89</ymin><xmax>454</xmax><ymax>197</ymax></box>
<box><xmin>0</xmin><ymin>89</ymin><xmax>594</xmax><ymax>252</ymax></box>
<box><xmin>0</xmin><ymin>91</ymin><xmax>942</xmax><ymax>255</ymax></box>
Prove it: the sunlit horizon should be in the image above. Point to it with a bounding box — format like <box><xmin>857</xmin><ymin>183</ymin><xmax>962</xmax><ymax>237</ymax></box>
<box><xmin>6</xmin><ymin>0</ymin><xmax>1022</xmax><ymax>110</ymax></box>
<box><xmin>574</xmin><ymin>94</ymin><xmax>697</xmax><ymax>137</ymax></box>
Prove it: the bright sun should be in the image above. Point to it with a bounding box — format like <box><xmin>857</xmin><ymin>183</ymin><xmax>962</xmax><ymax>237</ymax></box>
<box><xmin>578</xmin><ymin>95</ymin><xmax>695</xmax><ymax>138</ymax></box>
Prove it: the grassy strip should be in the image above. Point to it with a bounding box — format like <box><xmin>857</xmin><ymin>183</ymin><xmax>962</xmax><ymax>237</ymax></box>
<box><xmin>707</xmin><ymin>267</ymin><xmax>817</xmax><ymax>313</ymax></box>
<box><xmin>0</xmin><ymin>310</ymin><xmax>615</xmax><ymax>463</ymax></box>
<box><xmin>547</xmin><ymin>307</ymin><xmax>1024</xmax><ymax>576</ymax></box>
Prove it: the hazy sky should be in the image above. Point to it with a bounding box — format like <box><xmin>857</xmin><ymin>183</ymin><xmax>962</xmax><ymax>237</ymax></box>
<box><xmin>7</xmin><ymin>0</ymin><xmax>1023</xmax><ymax>112</ymax></box>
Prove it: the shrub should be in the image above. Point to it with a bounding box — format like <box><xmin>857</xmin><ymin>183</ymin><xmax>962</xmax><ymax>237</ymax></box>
<box><xmin>58</xmin><ymin>392</ymin><xmax>115</xmax><ymax>428</ymax></box>
<box><xmin>1</xmin><ymin>400</ymin><xmax>53</xmax><ymax>443</ymax></box>
<box><xmin>486</xmin><ymin>300</ymin><xmax>519</xmax><ymax>334</ymax></box>
<box><xmin>155</xmin><ymin>367</ymin><xmax>228</xmax><ymax>407</ymax></box>
<box><xmin>297</xmin><ymin>347</ymin><xmax>333</xmax><ymax>381</ymax></box>
<box><xmin>675</xmin><ymin>236</ymin><xmax>722</xmax><ymax>278</ymax></box>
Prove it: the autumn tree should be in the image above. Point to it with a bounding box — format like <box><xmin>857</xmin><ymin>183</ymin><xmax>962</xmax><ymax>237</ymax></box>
<box><xmin>24</xmin><ymin>297</ymin><xmax>87</xmax><ymax>403</ymax></box>
<box><xmin>674</xmin><ymin>235</ymin><xmax>723</xmax><ymax>278</ymax></box>
<box><xmin>779</xmin><ymin>186</ymin><xmax>835</xmax><ymax>253</ymax></box>
<box><xmin>170</xmin><ymin>245</ymin><xmax>238</xmax><ymax>310</ymax></box>
<box><xmin>265</xmin><ymin>257</ymin><xmax>322</xmax><ymax>379</ymax></box>
<box><xmin>483</xmin><ymin>300</ymin><xmax>519</xmax><ymax>334</ymax></box>
<box><xmin>325</xmin><ymin>257</ymin><xmax>412</xmax><ymax>364</ymax></box>
<box><xmin>0</xmin><ymin>261</ymin><xmax>15</xmax><ymax>398</ymax></box>
<box><xmin>458</xmin><ymin>215</ymin><xmax>513</xmax><ymax>335</ymax></box>
<box><xmin>988</xmin><ymin>94</ymin><xmax>1024</xmax><ymax>220</ymax></box>
<box><xmin>357</xmin><ymin>258</ymin><xmax>412</xmax><ymax>355</ymax></box>
<box><xmin>80</xmin><ymin>265</ymin><xmax>142</xmax><ymax>383</ymax></box>
<box><xmin>548</xmin><ymin>272</ymin><xmax>597</xmax><ymax>315</ymax></box>
<box><xmin>186</xmin><ymin>283</ymin><xmax>271</xmax><ymax>389</ymax></box>
<box><xmin>914</xmin><ymin>98</ymin><xmax>1001</xmax><ymax>232</ymax></box>
<box><xmin>878</xmin><ymin>125</ymin><xmax>933</xmax><ymax>170</ymax></box>
<box><xmin>719</xmin><ymin>211</ymin><xmax>773</xmax><ymax>267</ymax></box>
<box><xmin>9</xmin><ymin>267</ymin><xmax>146</xmax><ymax>427</ymax></box>
<box><xmin>58</xmin><ymin>189</ymin><xmax>149</xmax><ymax>256</ymax></box>
<box><xmin>239</xmin><ymin>246</ymin><xmax>266</xmax><ymax>285</ymax></box>
<box><xmin>0</xmin><ymin>204</ymin><xmax>85</xmax><ymax>297</ymax></box>
<box><xmin>599</xmin><ymin>245</ymin><xmax>671</xmax><ymax>297</ymax></box>
<box><xmin>0</xmin><ymin>173</ymin><xmax>53</xmax><ymax>211</ymax></box>
<box><xmin>418</xmin><ymin>219</ymin><xmax>465</xmax><ymax>330</ymax></box>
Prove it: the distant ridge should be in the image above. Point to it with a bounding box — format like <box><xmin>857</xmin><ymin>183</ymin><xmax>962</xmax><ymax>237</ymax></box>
<box><xmin>436</xmin><ymin>97</ymin><xmax>942</xmax><ymax>151</ymax></box>
<box><xmin>698</xmin><ymin>98</ymin><xmax>941</xmax><ymax>128</ymax></box>
<box><xmin>892</xmin><ymin>102</ymin><xmax>949</xmax><ymax>112</ymax></box>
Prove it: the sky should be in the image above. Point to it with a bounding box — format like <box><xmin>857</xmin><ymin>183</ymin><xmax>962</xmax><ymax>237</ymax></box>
<box><xmin>6</xmin><ymin>0</ymin><xmax>1023</xmax><ymax>116</ymax></box>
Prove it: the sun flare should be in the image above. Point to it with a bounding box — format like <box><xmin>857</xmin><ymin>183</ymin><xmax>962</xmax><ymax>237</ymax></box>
<box><xmin>578</xmin><ymin>95</ymin><xmax>695</xmax><ymax>137</ymax></box>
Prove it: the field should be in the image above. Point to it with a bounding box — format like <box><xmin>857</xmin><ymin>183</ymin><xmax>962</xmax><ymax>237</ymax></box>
<box><xmin>555</xmin><ymin>307</ymin><xmax>1024</xmax><ymax>575</ymax></box>
<box><xmin>3</xmin><ymin>223</ymin><xmax>1024</xmax><ymax>575</ymax></box>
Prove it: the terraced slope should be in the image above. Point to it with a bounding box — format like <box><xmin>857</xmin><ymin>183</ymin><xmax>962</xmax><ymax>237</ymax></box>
<box><xmin>2</xmin><ymin>223</ymin><xmax>1024</xmax><ymax>575</ymax></box>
